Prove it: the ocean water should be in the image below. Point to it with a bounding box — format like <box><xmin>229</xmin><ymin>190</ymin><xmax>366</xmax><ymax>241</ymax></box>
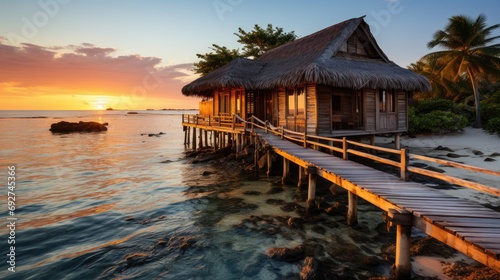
<box><xmin>0</xmin><ymin>110</ymin><xmax>395</xmax><ymax>279</ymax></box>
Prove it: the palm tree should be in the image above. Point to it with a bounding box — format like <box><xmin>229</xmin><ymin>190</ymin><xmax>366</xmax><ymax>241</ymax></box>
<box><xmin>409</xmin><ymin>57</ymin><xmax>465</xmax><ymax>100</ymax></box>
<box><xmin>424</xmin><ymin>14</ymin><xmax>500</xmax><ymax>128</ymax></box>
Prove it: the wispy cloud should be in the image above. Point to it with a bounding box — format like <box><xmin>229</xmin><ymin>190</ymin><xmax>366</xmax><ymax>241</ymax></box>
<box><xmin>0</xmin><ymin>41</ymin><xmax>199</xmax><ymax>109</ymax></box>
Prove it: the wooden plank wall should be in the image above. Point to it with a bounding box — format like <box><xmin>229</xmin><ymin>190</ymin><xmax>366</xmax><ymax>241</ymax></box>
<box><xmin>316</xmin><ymin>85</ymin><xmax>332</xmax><ymax>134</ymax></box>
<box><xmin>364</xmin><ymin>89</ymin><xmax>376</xmax><ymax>131</ymax></box>
<box><xmin>278</xmin><ymin>88</ymin><xmax>286</xmax><ymax>127</ymax></box>
<box><xmin>397</xmin><ymin>91</ymin><xmax>407</xmax><ymax>130</ymax></box>
<box><xmin>306</xmin><ymin>84</ymin><xmax>317</xmax><ymax>135</ymax></box>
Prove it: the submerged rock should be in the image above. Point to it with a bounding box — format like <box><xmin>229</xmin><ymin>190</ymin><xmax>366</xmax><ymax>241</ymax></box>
<box><xmin>49</xmin><ymin>121</ymin><xmax>107</xmax><ymax>133</ymax></box>
<box><xmin>265</xmin><ymin>246</ymin><xmax>305</xmax><ymax>262</ymax></box>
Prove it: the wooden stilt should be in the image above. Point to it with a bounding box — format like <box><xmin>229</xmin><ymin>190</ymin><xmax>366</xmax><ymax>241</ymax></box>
<box><xmin>266</xmin><ymin>150</ymin><xmax>272</xmax><ymax>177</ymax></box>
<box><xmin>183</xmin><ymin>126</ymin><xmax>187</xmax><ymax>144</ymax></box>
<box><xmin>235</xmin><ymin>134</ymin><xmax>241</xmax><ymax>153</ymax></box>
<box><xmin>347</xmin><ymin>191</ymin><xmax>358</xmax><ymax>226</ymax></box>
<box><xmin>204</xmin><ymin>130</ymin><xmax>208</xmax><ymax>147</ymax></box>
<box><xmin>186</xmin><ymin>127</ymin><xmax>190</xmax><ymax>145</ymax></box>
<box><xmin>306</xmin><ymin>165</ymin><xmax>317</xmax><ymax>209</ymax></box>
<box><xmin>191</xmin><ymin>127</ymin><xmax>197</xmax><ymax>150</ymax></box>
<box><xmin>395</xmin><ymin>133</ymin><xmax>401</xmax><ymax>150</ymax></box>
<box><xmin>282</xmin><ymin>157</ymin><xmax>289</xmax><ymax>184</ymax></box>
<box><xmin>370</xmin><ymin>134</ymin><xmax>375</xmax><ymax>146</ymax></box>
<box><xmin>298</xmin><ymin>166</ymin><xmax>305</xmax><ymax>187</ymax></box>
<box><xmin>198</xmin><ymin>128</ymin><xmax>203</xmax><ymax>149</ymax></box>
<box><xmin>214</xmin><ymin>132</ymin><xmax>218</xmax><ymax>150</ymax></box>
<box><xmin>387</xmin><ymin>209</ymin><xmax>413</xmax><ymax>280</ymax></box>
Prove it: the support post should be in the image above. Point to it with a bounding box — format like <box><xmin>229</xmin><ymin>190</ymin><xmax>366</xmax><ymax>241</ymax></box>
<box><xmin>386</xmin><ymin>209</ymin><xmax>413</xmax><ymax>280</ymax></box>
<box><xmin>395</xmin><ymin>133</ymin><xmax>401</xmax><ymax>150</ymax></box>
<box><xmin>306</xmin><ymin>165</ymin><xmax>317</xmax><ymax>209</ymax></box>
<box><xmin>198</xmin><ymin>128</ymin><xmax>203</xmax><ymax>149</ymax></box>
<box><xmin>183</xmin><ymin>126</ymin><xmax>187</xmax><ymax>145</ymax></box>
<box><xmin>282</xmin><ymin>157</ymin><xmax>289</xmax><ymax>184</ymax></box>
<box><xmin>347</xmin><ymin>191</ymin><xmax>358</xmax><ymax>226</ymax></box>
<box><xmin>370</xmin><ymin>134</ymin><xmax>375</xmax><ymax>146</ymax></box>
<box><xmin>236</xmin><ymin>134</ymin><xmax>241</xmax><ymax>153</ymax></box>
<box><xmin>191</xmin><ymin>127</ymin><xmax>197</xmax><ymax>150</ymax></box>
<box><xmin>186</xmin><ymin>127</ymin><xmax>190</xmax><ymax>145</ymax></box>
<box><xmin>298</xmin><ymin>166</ymin><xmax>306</xmax><ymax>187</ymax></box>
<box><xmin>204</xmin><ymin>130</ymin><xmax>208</xmax><ymax>147</ymax></box>
<box><xmin>266</xmin><ymin>150</ymin><xmax>272</xmax><ymax>177</ymax></box>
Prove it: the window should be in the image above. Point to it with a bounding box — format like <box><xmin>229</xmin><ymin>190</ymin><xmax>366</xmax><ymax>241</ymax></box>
<box><xmin>235</xmin><ymin>90</ymin><xmax>241</xmax><ymax>114</ymax></box>
<box><xmin>379</xmin><ymin>90</ymin><xmax>395</xmax><ymax>113</ymax></box>
<box><xmin>287</xmin><ymin>87</ymin><xmax>305</xmax><ymax>116</ymax></box>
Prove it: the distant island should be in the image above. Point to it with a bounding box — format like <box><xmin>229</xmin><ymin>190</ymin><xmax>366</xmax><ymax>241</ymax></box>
<box><xmin>106</xmin><ymin>107</ymin><xmax>113</xmax><ymax>110</ymax></box>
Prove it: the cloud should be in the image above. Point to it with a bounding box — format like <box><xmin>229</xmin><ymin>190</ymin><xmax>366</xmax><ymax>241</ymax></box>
<box><xmin>0</xmin><ymin>41</ymin><xmax>200</xmax><ymax>108</ymax></box>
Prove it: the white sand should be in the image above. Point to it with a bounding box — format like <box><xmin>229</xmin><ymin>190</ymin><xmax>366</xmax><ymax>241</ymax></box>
<box><xmin>377</xmin><ymin>127</ymin><xmax>500</xmax><ymax>205</ymax></box>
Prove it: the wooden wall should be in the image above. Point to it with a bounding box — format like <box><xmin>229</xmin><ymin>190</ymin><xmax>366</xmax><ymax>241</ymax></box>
<box><xmin>278</xmin><ymin>88</ymin><xmax>286</xmax><ymax>127</ymax></box>
<box><xmin>306</xmin><ymin>84</ymin><xmax>317</xmax><ymax>134</ymax></box>
<box><xmin>316</xmin><ymin>85</ymin><xmax>332</xmax><ymax>134</ymax></box>
<box><xmin>397</xmin><ymin>91</ymin><xmax>407</xmax><ymax>130</ymax></box>
<box><xmin>364</xmin><ymin>89</ymin><xmax>376</xmax><ymax>131</ymax></box>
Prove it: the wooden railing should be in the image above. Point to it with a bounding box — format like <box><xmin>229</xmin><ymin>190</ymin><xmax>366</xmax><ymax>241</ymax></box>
<box><xmin>182</xmin><ymin>113</ymin><xmax>245</xmax><ymax>129</ymax></box>
<box><xmin>244</xmin><ymin>116</ymin><xmax>500</xmax><ymax>197</ymax></box>
<box><xmin>181</xmin><ymin>114</ymin><xmax>500</xmax><ymax>197</ymax></box>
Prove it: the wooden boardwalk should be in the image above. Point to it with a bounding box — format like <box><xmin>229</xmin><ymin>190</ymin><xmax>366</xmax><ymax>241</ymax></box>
<box><xmin>255</xmin><ymin>129</ymin><xmax>500</xmax><ymax>272</ymax></box>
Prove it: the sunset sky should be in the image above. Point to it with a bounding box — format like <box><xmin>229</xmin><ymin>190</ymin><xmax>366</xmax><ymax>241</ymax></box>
<box><xmin>1</xmin><ymin>0</ymin><xmax>499</xmax><ymax>110</ymax></box>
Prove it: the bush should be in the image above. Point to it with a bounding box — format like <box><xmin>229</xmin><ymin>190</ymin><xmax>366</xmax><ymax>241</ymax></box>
<box><xmin>481</xmin><ymin>103</ymin><xmax>500</xmax><ymax>123</ymax></box>
<box><xmin>413</xmin><ymin>99</ymin><xmax>456</xmax><ymax>114</ymax></box>
<box><xmin>409</xmin><ymin>110</ymin><xmax>468</xmax><ymax>134</ymax></box>
<box><xmin>485</xmin><ymin>117</ymin><xmax>500</xmax><ymax>136</ymax></box>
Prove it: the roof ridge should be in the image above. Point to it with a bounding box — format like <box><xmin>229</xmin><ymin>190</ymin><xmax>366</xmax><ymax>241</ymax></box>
<box><xmin>316</xmin><ymin>16</ymin><xmax>364</xmax><ymax>62</ymax></box>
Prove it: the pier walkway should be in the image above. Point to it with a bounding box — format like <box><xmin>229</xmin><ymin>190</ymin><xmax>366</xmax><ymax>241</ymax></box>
<box><xmin>254</xmin><ymin>129</ymin><xmax>500</xmax><ymax>275</ymax></box>
<box><xmin>182</xmin><ymin>113</ymin><xmax>500</xmax><ymax>276</ymax></box>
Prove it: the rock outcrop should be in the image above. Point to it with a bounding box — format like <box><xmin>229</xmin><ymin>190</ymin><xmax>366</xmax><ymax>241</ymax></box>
<box><xmin>50</xmin><ymin>121</ymin><xmax>108</xmax><ymax>133</ymax></box>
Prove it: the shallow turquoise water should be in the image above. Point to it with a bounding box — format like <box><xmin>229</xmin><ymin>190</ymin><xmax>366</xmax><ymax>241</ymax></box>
<box><xmin>0</xmin><ymin>110</ymin><xmax>393</xmax><ymax>279</ymax></box>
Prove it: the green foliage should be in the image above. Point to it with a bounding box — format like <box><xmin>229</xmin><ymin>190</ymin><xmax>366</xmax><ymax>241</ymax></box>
<box><xmin>235</xmin><ymin>24</ymin><xmax>297</xmax><ymax>58</ymax></box>
<box><xmin>481</xmin><ymin>103</ymin><xmax>500</xmax><ymax>123</ymax></box>
<box><xmin>193</xmin><ymin>44</ymin><xmax>241</xmax><ymax>75</ymax></box>
<box><xmin>485</xmin><ymin>117</ymin><xmax>500</xmax><ymax>136</ymax></box>
<box><xmin>194</xmin><ymin>24</ymin><xmax>296</xmax><ymax>75</ymax></box>
<box><xmin>409</xmin><ymin>109</ymin><xmax>468</xmax><ymax>134</ymax></box>
<box><xmin>413</xmin><ymin>99</ymin><xmax>456</xmax><ymax>114</ymax></box>
<box><xmin>423</xmin><ymin>14</ymin><xmax>500</xmax><ymax>128</ymax></box>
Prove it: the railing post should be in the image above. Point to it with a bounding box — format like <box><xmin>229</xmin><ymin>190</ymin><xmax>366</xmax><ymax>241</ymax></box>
<box><xmin>342</xmin><ymin>137</ymin><xmax>348</xmax><ymax>160</ymax></box>
<box><xmin>232</xmin><ymin>115</ymin><xmax>235</xmax><ymax>129</ymax></box>
<box><xmin>280</xmin><ymin>126</ymin><xmax>284</xmax><ymax>140</ymax></box>
<box><xmin>208</xmin><ymin>115</ymin><xmax>211</xmax><ymax>126</ymax></box>
<box><xmin>303</xmin><ymin>131</ymin><xmax>307</xmax><ymax>148</ymax></box>
<box><xmin>265</xmin><ymin>121</ymin><xmax>268</xmax><ymax>134</ymax></box>
<box><xmin>400</xmin><ymin>148</ymin><xmax>409</xmax><ymax>181</ymax></box>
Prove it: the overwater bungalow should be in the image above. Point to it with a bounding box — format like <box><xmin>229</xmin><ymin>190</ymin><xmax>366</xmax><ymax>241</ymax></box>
<box><xmin>182</xmin><ymin>16</ymin><xmax>430</xmax><ymax>138</ymax></box>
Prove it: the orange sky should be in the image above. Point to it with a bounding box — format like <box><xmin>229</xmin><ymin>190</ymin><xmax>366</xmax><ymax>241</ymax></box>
<box><xmin>0</xmin><ymin>41</ymin><xmax>200</xmax><ymax>110</ymax></box>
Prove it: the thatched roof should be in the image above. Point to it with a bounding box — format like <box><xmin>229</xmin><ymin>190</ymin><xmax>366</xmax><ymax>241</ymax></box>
<box><xmin>182</xmin><ymin>17</ymin><xmax>431</xmax><ymax>96</ymax></box>
<box><xmin>182</xmin><ymin>58</ymin><xmax>265</xmax><ymax>97</ymax></box>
